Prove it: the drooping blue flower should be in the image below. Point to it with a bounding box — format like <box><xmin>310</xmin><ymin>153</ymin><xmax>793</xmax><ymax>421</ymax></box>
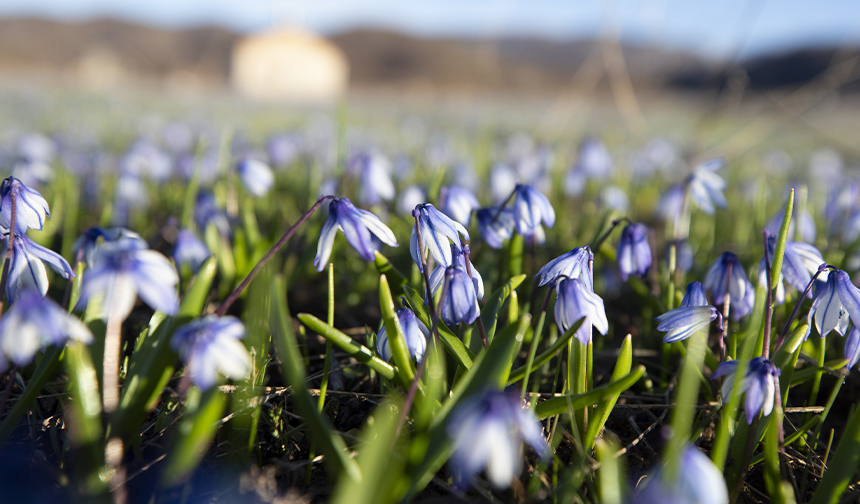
<box><xmin>267</xmin><ymin>132</ymin><xmax>303</xmax><ymax>167</ymax></box>
<box><xmin>430</xmin><ymin>245</ymin><xmax>484</xmax><ymax>300</ymax></box>
<box><xmin>656</xmin><ymin>184</ymin><xmax>686</xmax><ymax>222</ymax></box>
<box><xmin>438</xmin><ymin>266</ymin><xmax>480</xmax><ymax>326</ymax></box>
<box><xmin>447</xmin><ymin>389</ymin><xmax>548</xmax><ymax>489</ymax></box>
<box><xmin>513</xmin><ymin>183</ymin><xmax>555</xmax><ymax>236</ymax></box>
<box><xmin>4</xmin><ymin>234</ymin><xmax>75</xmax><ymax>302</ymax></box>
<box><xmin>120</xmin><ymin>139</ymin><xmax>173</xmax><ymax>183</ymax></box>
<box><xmin>376</xmin><ymin>308</ymin><xmax>429</xmax><ymax>363</ymax></box>
<box><xmin>76</xmin><ymin>244</ymin><xmax>179</xmax><ymax>320</ymax></box>
<box><xmin>194</xmin><ymin>190</ymin><xmax>231</xmax><ymax>237</ymax></box>
<box><xmin>664</xmin><ymin>239</ymin><xmax>694</xmax><ymax>274</ymax></box>
<box><xmin>631</xmin><ymin>445</ymin><xmax>728</xmax><ymax>504</ymax></box>
<box><xmin>764</xmin><ymin>205</ymin><xmax>817</xmax><ymax>244</ymax></box>
<box><xmin>574</xmin><ymin>137</ymin><xmax>613</xmax><ymax>180</ymax></box>
<box><xmin>711</xmin><ymin>357</ymin><xmax>780</xmax><ymax>424</ymax></box>
<box><xmin>686</xmin><ymin>159</ymin><xmax>727</xmax><ymax>215</ymax></box>
<box><xmin>656</xmin><ymin>282</ymin><xmax>719</xmax><ymax>343</ymax></box>
<box><xmin>680</xmin><ymin>281</ymin><xmax>709</xmax><ymax>308</ymax></box>
<box><xmin>535</xmin><ymin>246</ymin><xmax>593</xmax><ymax>289</ymax></box>
<box><xmin>490</xmin><ymin>163</ymin><xmax>518</xmax><ymax>203</ymax></box>
<box><xmin>72</xmin><ymin>227</ymin><xmax>147</xmax><ymax>267</ymax></box>
<box><xmin>806</xmin><ymin>269</ymin><xmax>860</xmax><ymax>338</ymax></box>
<box><xmin>237</xmin><ymin>158</ymin><xmax>275</xmax><ymax>197</ymax></box>
<box><xmin>554</xmin><ymin>278</ymin><xmax>608</xmax><ymax>345</ymax></box>
<box><xmin>0</xmin><ymin>288</ymin><xmax>93</xmax><ymax>373</ymax></box>
<box><xmin>170</xmin><ymin>315</ymin><xmax>251</xmax><ymax>391</ymax></box>
<box><xmin>396</xmin><ymin>185</ymin><xmax>426</xmax><ymax>216</ymax></box>
<box><xmin>703</xmin><ymin>252</ymin><xmax>755</xmax><ymax>321</ymax></box>
<box><xmin>439</xmin><ymin>185</ymin><xmax>480</xmax><ymax>226</ymax></box>
<box><xmin>0</xmin><ymin>176</ymin><xmax>50</xmax><ymax>235</ymax></box>
<box><xmin>475</xmin><ymin>207</ymin><xmax>516</xmax><ymax>249</ymax></box>
<box><xmin>314</xmin><ymin>197</ymin><xmax>398</xmax><ymax>271</ymax></box>
<box><xmin>845</xmin><ymin>326</ymin><xmax>860</xmax><ymax>369</ymax></box>
<box><xmin>760</xmin><ymin>235</ymin><xmax>825</xmax><ymax>298</ymax></box>
<box><xmin>173</xmin><ymin>229</ymin><xmax>211</xmax><ymax>273</ymax></box>
<box><xmin>348</xmin><ymin>152</ymin><xmax>395</xmax><ymax>205</ymax></box>
<box><xmin>617</xmin><ymin>223</ymin><xmax>652</xmax><ymax>281</ymax></box>
<box><xmin>410</xmin><ymin>203</ymin><xmax>469</xmax><ymax>272</ymax></box>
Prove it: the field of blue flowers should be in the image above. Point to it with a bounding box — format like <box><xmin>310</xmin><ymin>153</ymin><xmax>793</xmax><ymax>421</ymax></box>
<box><xmin>1</xmin><ymin>89</ymin><xmax>860</xmax><ymax>504</ymax></box>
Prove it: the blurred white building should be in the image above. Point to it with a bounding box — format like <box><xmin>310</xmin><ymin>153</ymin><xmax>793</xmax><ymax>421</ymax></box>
<box><xmin>231</xmin><ymin>29</ymin><xmax>348</xmax><ymax>103</ymax></box>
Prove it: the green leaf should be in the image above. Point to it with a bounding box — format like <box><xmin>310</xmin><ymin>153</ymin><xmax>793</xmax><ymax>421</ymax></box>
<box><xmin>0</xmin><ymin>346</ymin><xmax>64</xmax><ymax>445</ymax></box>
<box><xmin>64</xmin><ymin>341</ymin><xmax>108</xmax><ymax>497</ymax></box>
<box><xmin>481</xmin><ymin>274</ymin><xmax>525</xmax><ymax>342</ymax></box>
<box><xmin>272</xmin><ymin>277</ymin><xmax>362</xmax><ymax>483</ymax></box>
<box><xmin>161</xmin><ymin>386</ymin><xmax>228</xmax><ymax>487</ymax></box>
<box><xmin>586</xmin><ymin>334</ymin><xmax>633</xmax><ymax>448</ymax></box>
<box><xmin>402</xmin><ymin>285</ymin><xmax>474</xmax><ymax>370</ymax></box>
<box><xmin>811</xmin><ymin>403</ymin><xmax>860</xmax><ymax>504</ymax></box>
<box><xmin>330</xmin><ymin>399</ymin><xmax>405</xmax><ymax>504</ymax></box>
<box><xmin>596</xmin><ymin>438</ymin><xmax>625</xmax><ymax>504</ymax></box>
<box><xmin>535</xmin><ymin>365</ymin><xmax>645</xmax><ymax>420</ymax></box>
<box><xmin>380</xmin><ymin>274</ymin><xmax>416</xmax><ymax>384</ymax></box>
<box><xmin>507</xmin><ymin>317</ymin><xmax>583</xmax><ymax>384</ymax></box>
<box><xmin>113</xmin><ymin>256</ymin><xmax>218</xmax><ymax>437</ymax></box>
<box><xmin>374</xmin><ymin>252</ymin><xmax>408</xmax><ymax>293</ymax></box>
<box><xmin>297</xmin><ymin>313</ymin><xmax>399</xmax><ymax>385</ymax></box>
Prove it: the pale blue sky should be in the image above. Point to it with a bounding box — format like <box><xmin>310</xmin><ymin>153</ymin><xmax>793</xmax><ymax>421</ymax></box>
<box><xmin>2</xmin><ymin>0</ymin><xmax>859</xmax><ymax>60</ymax></box>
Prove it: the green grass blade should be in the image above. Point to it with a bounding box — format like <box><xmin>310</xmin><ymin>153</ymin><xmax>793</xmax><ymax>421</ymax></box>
<box><xmin>535</xmin><ymin>365</ymin><xmax>645</xmax><ymax>420</ymax></box>
<box><xmin>272</xmin><ymin>276</ymin><xmax>362</xmax><ymax>483</ymax></box>
<box><xmin>380</xmin><ymin>274</ymin><xmax>416</xmax><ymax>384</ymax></box>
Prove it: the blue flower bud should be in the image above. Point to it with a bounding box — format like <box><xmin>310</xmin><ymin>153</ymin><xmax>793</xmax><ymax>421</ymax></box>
<box><xmin>617</xmin><ymin>223</ymin><xmax>652</xmax><ymax>282</ymax></box>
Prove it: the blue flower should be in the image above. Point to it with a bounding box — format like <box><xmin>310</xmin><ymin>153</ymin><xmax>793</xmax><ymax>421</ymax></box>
<box><xmin>680</xmin><ymin>281</ymin><xmax>709</xmax><ymax>308</ymax></box>
<box><xmin>0</xmin><ymin>176</ymin><xmax>50</xmax><ymax>235</ymax></box>
<box><xmin>173</xmin><ymin>229</ymin><xmax>211</xmax><ymax>273</ymax></box>
<box><xmin>656</xmin><ymin>282</ymin><xmax>718</xmax><ymax>343</ymax></box>
<box><xmin>396</xmin><ymin>185</ymin><xmax>426</xmax><ymax>216</ymax></box>
<box><xmin>267</xmin><ymin>132</ymin><xmax>303</xmax><ymax>167</ymax></box>
<box><xmin>806</xmin><ymin>269</ymin><xmax>860</xmax><ymax>338</ymax></box>
<box><xmin>513</xmin><ymin>183</ymin><xmax>555</xmax><ymax>236</ymax></box>
<box><xmin>845</xmin><ymin>325</ymin><xmax>860</xmax><ymax>369</ymax></box>
<box><xmin>475</xmin><ymin>207</ymin><xmax>515</xmax><ymax>249</ymax></box>
<box><xmin>535</xmin><ymin>246</ymin><xmax>593</xmax><ymax>289</ymax></box>
<box><xmin>195</xmin><ymin>191</ymin><xmax>231</xmax><ymax>237</ymax></box>
<box><xmin>170</xmin><ymin>315</ymin><xmax>251</xmax><ymax>390</ymax></box>
<box><xmin>761</xmin><ymin>236</ymin><xmax>825</xmax><ymax>298</ymax></box>
<box><xmin>120</xmin><ymin>139</ymin><xmax>173</xmax><ymax>182</ymax></box>
<box><xmin>686</xmin><ymin>159</ymin><xmax>727</xmax><ymax>215</ymax></box>
<box><xmin>76</xmin><ymin>244</ymin><xmax>179</xmax><ymax>320</ymax></box>
<box><xmin>430</xmin><ymin>244</ymin><xmax>484</xmax><ymax>300</ymax></box>
<box><xmin>314</xmin><ymin>197</ymin><xmax>398</xmax><ymax>271</ymax></box>
<box><xmin>711</xmin><ymin>357</ymin><xmax>780</xmax><ymax>424</ymax></box>
<box><xmin>4</xmin><ymin>235</ymin><xmax>75</xmax><ymax>302</ymax></box>
<box><xmin>554</xmin><ymin>278</ymin><xmax>608</xmax><ymax>345</ymax></box>
<box><xmin>376</xmin><ymin>308</ymin><xmax>429</xmax><ymax>362</ymax></box>
<box><xmin>348</xmin><ymin>152</ymin><xmax>395</xmax><ymax>205</ymax></box>
<box><xmin>704</xmin><ymin>252</ymin><xmax>755</xmax><ymax>321</ymax></box>
<box><xmin>410</xmin><ymin>203</ymin><xmax>469</xmax><ymax>272</ymax></box>
<box><xmin>656</xmin><ymin>184</ymin><xmax>685</xmax><ymax>221</ymax></box>
<box><xmin>447</xmin><ymin>390</ymin><xmax>548</xmax><ymax>489</ymax></box>
<box><xmin>439</xmin><ymin>185</ymin><xmax>480</xmax><ymax>226</ymax></box>
<box><xmin>631</xmin><ymin>445</ymin><xmax>728</xmax><ymax>504</ymax></box>
<box><xmin>0</xmin><ymin>288</ymin><xmax>92</xmax><ymax>372</ymax></box>
<box><xmin>574</xmin><ymin>137</ymin><xmax>613</xmax><ymax>179</ymax></box>
<box><xmin>617</xmin><ymin>223</ymin><xmax>652</xmax><ymax>281</ymax></box>
<box><xmin>72</xmin><ymin>227</ymin><xmax>147</xmax><ymax>267</ymax></box>
<box><xmin>656</xmin><ymin>306</ymin><xmax>719</xmax><ymax>344</ymax></box>
<box><xmin>438</xmin><ymin>266</ymin><xmax>480</xmax><ymax>326</ymax></box>
<box><xmin>765</xmin><ymin>205</ymin><xmax>816</xmax><ymax>244</ymax></box>
<box><xmin>237</xmin><ymin>158</ymin><xmax>275</xmax><ymax>197</ymax></box>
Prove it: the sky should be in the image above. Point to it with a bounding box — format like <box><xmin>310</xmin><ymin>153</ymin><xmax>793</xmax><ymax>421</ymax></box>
<box><xmin>1</xmin><ymin>0</ymin><xmax>859</xmax><ymax>60</ymax></box>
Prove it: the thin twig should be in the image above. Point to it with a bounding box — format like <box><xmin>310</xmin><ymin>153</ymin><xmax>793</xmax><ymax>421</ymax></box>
<box><xmin>215</xmin><ymin>195</ymin><xmax>335</xmax><ymax>316</ymax></box>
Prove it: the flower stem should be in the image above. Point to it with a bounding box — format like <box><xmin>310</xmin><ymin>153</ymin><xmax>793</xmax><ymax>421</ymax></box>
<box><xmin>215</xmin><ymin>195</ymin><xmax>335</xmax><ymax>317</ymax></box>
<box><xmin>590</xmin><ymin>217</ymin><xmax>629</xmax><ymax>251</ymax></box>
